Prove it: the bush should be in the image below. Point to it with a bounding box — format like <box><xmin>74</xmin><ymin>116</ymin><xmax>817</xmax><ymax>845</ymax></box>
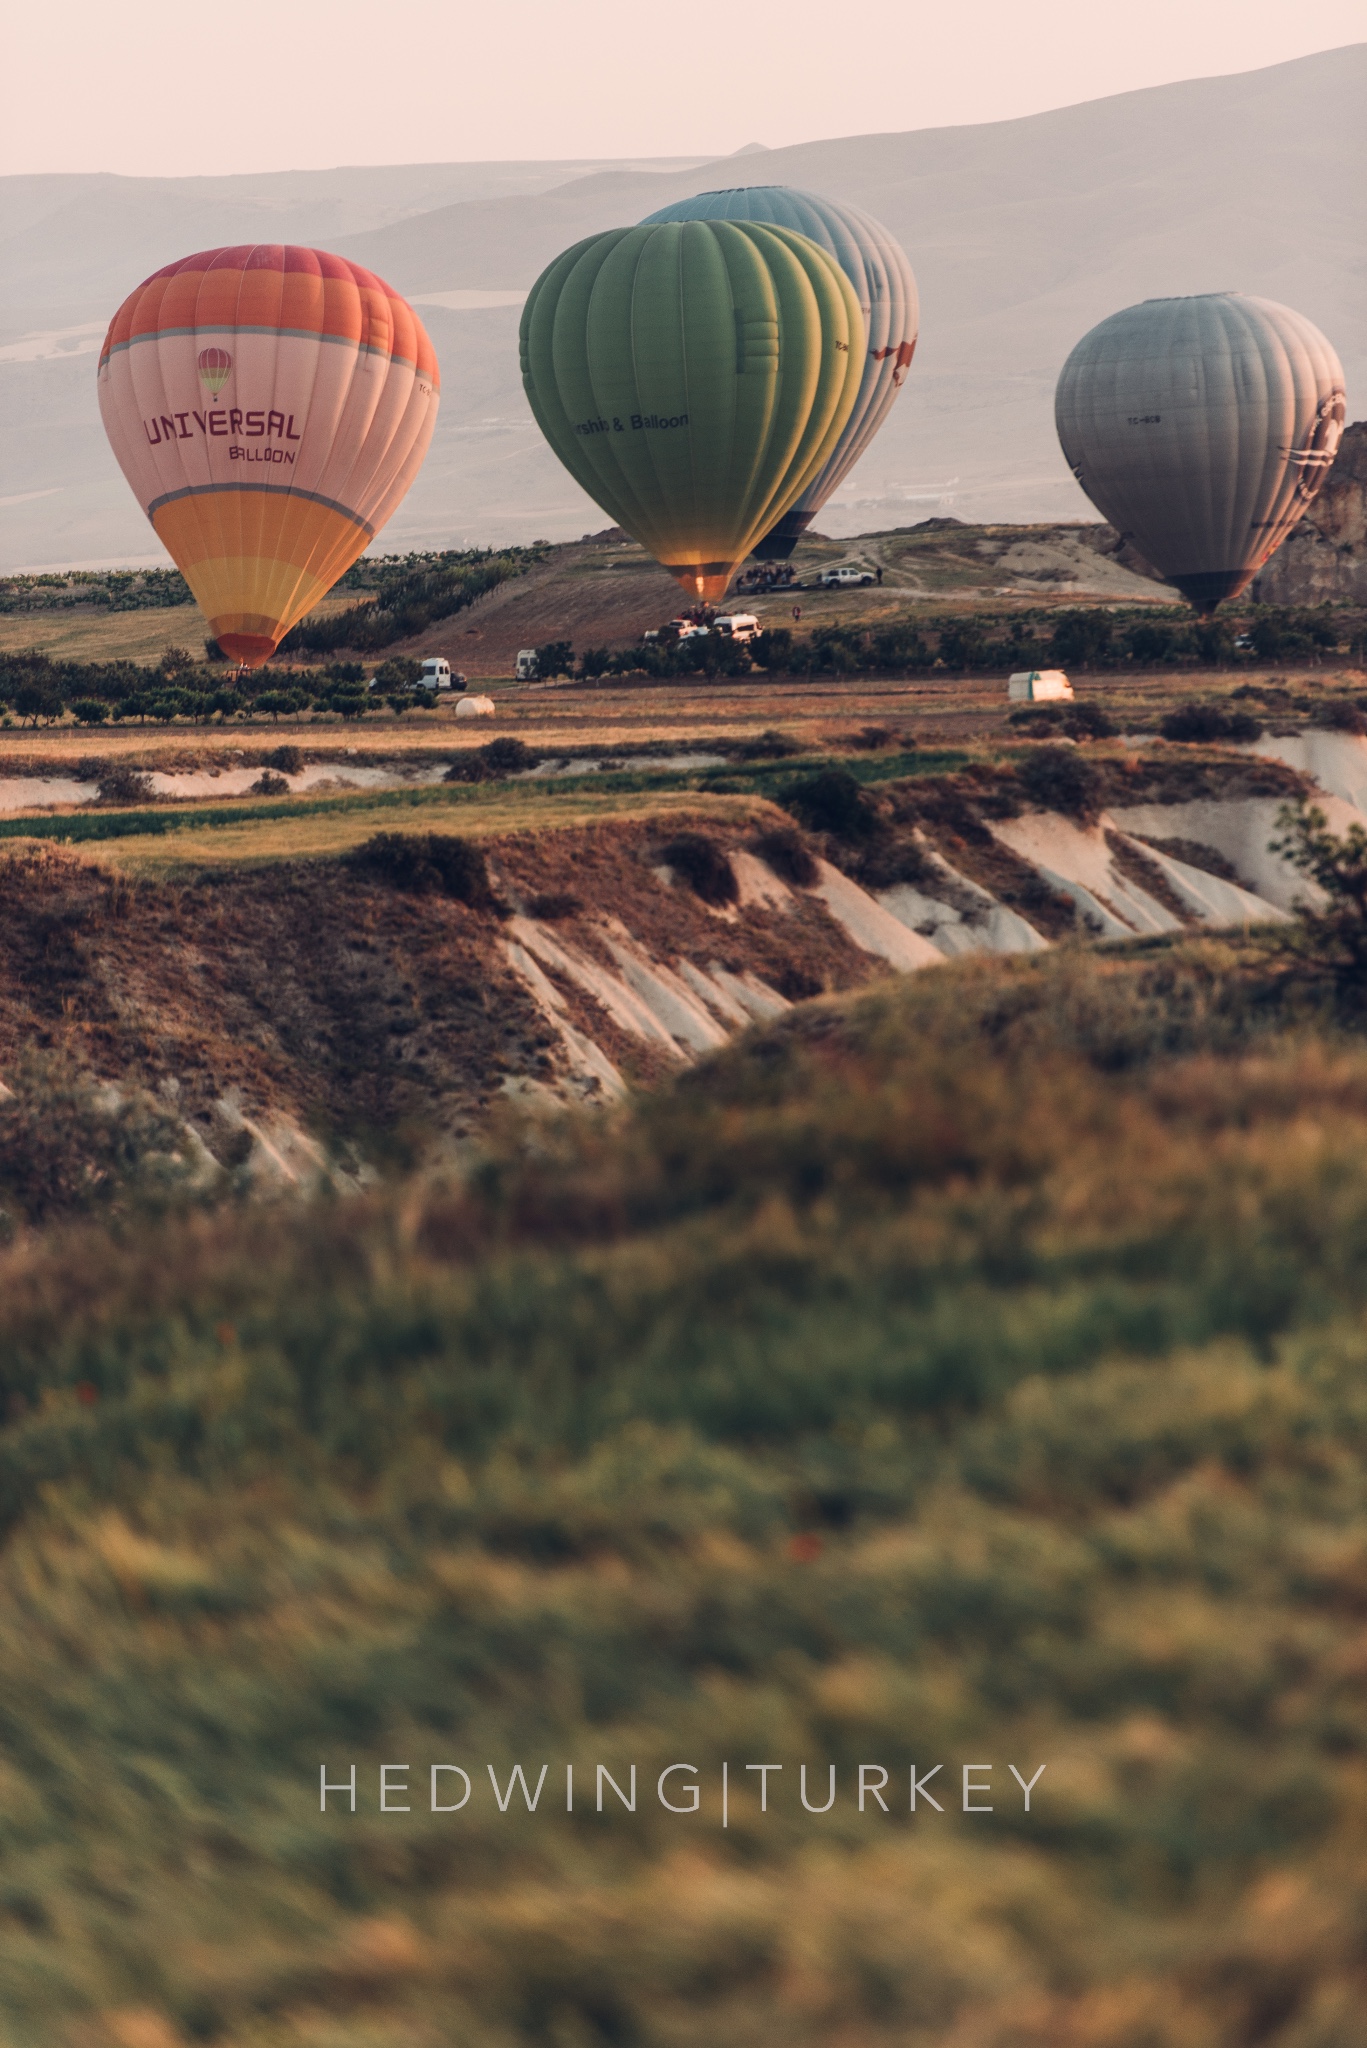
<box><xmin>372</xmin><ymin>658</ymin><xmax>423</xmax><ymax>690</ymax></box>
<box><xmin>1313</xmin><ymin>701</ymin><xmax>1367</xmax><ymax>735</ymax></box>
<box><xmin>752</xmin><ymin>825</ymin><xmax>818</xmax><ymax>886</ymax></box>
<box><xmin>0</xmin><ymin>1052</ymin><xmax>199</xmax><ymax>1225</ymax></box>
<box><xmin>750</xmin><ymin>628</ymin><xmax>793</xmax><ymax>672</ymax></box>
<box><xmin>263</xmin><ymin>745</ymin><xmax>303</xmax><ymax>774</ymax></box>
<box><xmin>1161</xmin><ymin>702</ymin><xmax>1264</xmax><ymax>744</ymax></box>
<box><xmin>782</xmin><ymin>767</ymin><xmax>876</xmax><ymax>841</ymax></box>
<box><xmin>656</xmin><ymin>832</ymin><xmax>739</xmax><ymax>906</ymax></box>
<box><xmin>734</xmin><ymin>729</ymin><xmax>803</xmax><ymax>761</ymax></box>
<box><xmin>95</xmin><ymin>765</ymin><xmax>155</xmax><ymax>807</ymax></box>
<box><xmin>1050</xmin><ymin>610</ymin><xmax>1113</xmax><ymax>668</ymax></box>
<box><xmin>1272</xmin><ymin>801</ymin><xmax>1367</xmax><ymax>984</ymax></box>
<box><xmin>444</xmin><ymin>737</ymin><xmax>540</xmax><ymax>783</ymax></box>
<box><xmin>71</xmin><ymin>699</ymin><xmax>109</xmax><ymax>727</ymax></box>
<box><xmin>848</xmin><ymin>725</ymin><xmax>899</xmax><ymax>750</ymax></box>
<box><xmin>536</xmin><ymin>640</ymin><xmax>574</xmax><ymax>679</ymax></box>
<box><xmin>527</xmin><ymin>891</ymin><xmax>582</xmax><ymax>920</ymax></box>
<box><xmin>1126</xmin><ymin>621</ymin><xmax>1178</xmax><ymax>664</ymax></box>
<box><xmin>1017</xmin><ymin>744</ymin><xmax>1102</xmax><ymax>822</ymax></box>
<box><xmin>1011</xmin><ymin>702</ymin><xmax>1116</xmax><ymax>741</ymax></box>
<box><xmin>347</xmin><ymin>832</ymin><xmax>502</xmax><ymax>909</ymax></box>
<box><xmin>249</xmin><ymin>772</ymin><xmax>290</xmax><ymax>796</ymax></box>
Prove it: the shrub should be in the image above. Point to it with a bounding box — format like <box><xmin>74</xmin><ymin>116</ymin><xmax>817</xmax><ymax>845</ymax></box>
<box><xmin>536</xmin><ymin>640</ymin><xmax>574</xmax><ymax>679</ymax></box>
<box><xmin>656</xmin><ymin>832</ymin><xmax>739</xmax><ymax>906</ymax></box>
<box><xmin>848</xmin><ymin>725</ymin><xmax>898</xmax><ymax>750</ymax></box>
<box><xmin>263</xmin><ymin>745</ymin><xmax>303</xmax><ymax>774</ymax></box>
<box><xmin>782</xmin><ymin>767</ymin><xmax>876</xmax><ymax>841</ymax></box>
<box><xmin>444</xmin><ymin>737</ymin><xmax>540</xmax><ymax>783</ymax></box>
<box><xmin>752</xmin><ymin>826</ymin><xmax>818</xmax><ymax>887</ymax></box>
<box><xmin>372</xmin><ymin>658</ymin><xmax>423</xmax><ymax>689</ymax></box>
<box><xmin>734</xmin><ymin>729</ymin><xmax>803</xmax><ymax>761</ymax></box>
<box><xmin>1161</xmin><ymin>702</ymin><xmax>1264</xmax><ymax>744</ymax></box>
<box><xmin>527</xmin><ymin>891</ymin><xmax>582</xmax><ymax>920</ymax></box>
<box><xmin>1126</xmin><ymin>621</ymin><xmax>1177</xmax><ymax>664</ymax></box>
<box><xmin>1017</xmin><ymin>744</ymin><xmax>1102</xmax><ymax>822</ymax></box>
<box><xmin>1271</xmin><ymin>801</ymin><xmax>1367</xmax><ymax>984</ymax></box>
<box><xmin>937</xmin><ymin>622</ymin><xmax>989</xmax><ymax>672</ymax></box>
<box><xmin>1050</xmin><ymin>610</ymin><xmax>1113</xmax><ymax>668</ymax></box>
<box><xmin>249</xmin><ymin>772</ymin><xmax>290</xmax><ymax>796</ymax></box>
<box><xmin>0</xmin><ymin>1052</ymin><xmax>198</xmax><ymax>1225</ymax></box>
<box><xmin>347</xmin><ymin>832</ymin><xmax>501</xmax><ymax>910</ymax></box>
<box><xmin>750</xmin><ymin>628</ymin><xmax>793</xmax><ymax>672</ymax></box>
<box><xmin>95</xmin><ymin>765</ymin><xmax>155</xmax><ymax>807</ymax></box>
<box><xmin>71</xmin><ymin>699</ymin><xmax>109</xmax><ymax>726</ymax></box>
<box><xmin>1313</xmin><ymin>701</ymin><xmax>1367</xmax><ymax>735</ymax></box>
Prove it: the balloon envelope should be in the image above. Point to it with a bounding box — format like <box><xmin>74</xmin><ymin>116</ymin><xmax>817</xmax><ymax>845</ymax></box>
<box><xmin>640</xmin><ymin>186</ymin><xmax>918</xmax><ymax>558</ymax></box>
<box><xmin>98</xmin><ymin>245</ymin><xmax>440</xmax><ymax>664</ymax></box>
<box><xmin>1054</xmin><ymin>293</ymin><xmax>1344</xmax><ymax>611</ymax></box>
<box><xmin>519</xmin><ymin>218</ymin><xmax>865</xmax><ymax>602</ymax></box>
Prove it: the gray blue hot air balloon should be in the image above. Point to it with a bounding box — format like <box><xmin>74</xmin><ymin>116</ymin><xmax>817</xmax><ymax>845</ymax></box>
<box><xmin>640</xmin><ymin>185</ymin><xmax>918</xmax><ymax>558</ymax></box>
<box><xmin>1055</xmin><ymin>293</ymin><xmax>1345</xmax><ymax>612</ymax></box>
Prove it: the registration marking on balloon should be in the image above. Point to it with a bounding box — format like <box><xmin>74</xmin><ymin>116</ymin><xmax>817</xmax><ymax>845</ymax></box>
<box><xmin>99</xmin><ymin>245</ymin><xmax>440</xmax><ymax>665</ymax></box>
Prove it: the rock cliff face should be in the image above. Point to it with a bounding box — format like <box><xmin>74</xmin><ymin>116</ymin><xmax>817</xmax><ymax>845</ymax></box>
<box><xmin>1252</xmin><ymin>421</ymin><xmax>1367</xmax><ymax>605</ymax></box>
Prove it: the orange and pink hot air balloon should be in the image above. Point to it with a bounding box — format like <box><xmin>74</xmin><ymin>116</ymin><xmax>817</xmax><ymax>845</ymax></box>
<box><xmin>98</xmin><ymin>245</ymin><xmax>440</xmax><ymax>665</ymax></box>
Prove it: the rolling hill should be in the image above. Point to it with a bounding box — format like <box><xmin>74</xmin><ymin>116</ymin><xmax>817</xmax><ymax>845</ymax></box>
<box><xmin>1</xmin><ymin>47</ymin><xmax>1361</xmax><ymax>574</ymax></box>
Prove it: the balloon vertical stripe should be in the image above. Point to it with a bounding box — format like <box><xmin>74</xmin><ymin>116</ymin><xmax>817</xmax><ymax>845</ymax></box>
<box><xmin>640</xmin><ymin>186</ymin><xmax>918</xmax><ymax>559</ymax></box>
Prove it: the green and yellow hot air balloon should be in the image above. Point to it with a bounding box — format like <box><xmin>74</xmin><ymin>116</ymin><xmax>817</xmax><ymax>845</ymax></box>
<box><xmin>519</xmin><ymin>219</ymin><xmax>864</xmax><ymax>603</ymax></box>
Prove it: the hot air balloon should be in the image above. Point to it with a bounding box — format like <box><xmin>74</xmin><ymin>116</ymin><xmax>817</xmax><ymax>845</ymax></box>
<box><xmin>519</xmin><ymin>219</ymin><xmax>864</xmax><ymax>603</ymax></box>
<box><xmin>98</xmin><ymin>245</ymin><xmax>440</xmax><ymax>665</ymax></box>
<box><xmin>640</xmin><ymin>186</ymin><xmax>918</xmax><ymax>559</ymax></box>
<box><xmin>1054</xmin><ymin>294</ymin><xmax>1345</xmax><ymax>612</ymax></box>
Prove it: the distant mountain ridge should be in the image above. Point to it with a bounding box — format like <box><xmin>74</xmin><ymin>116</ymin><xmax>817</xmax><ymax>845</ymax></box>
<box><xmin>0</xmin><ymin>47</ymin><xmax>1361</xmax><ymax>573</ymax></box>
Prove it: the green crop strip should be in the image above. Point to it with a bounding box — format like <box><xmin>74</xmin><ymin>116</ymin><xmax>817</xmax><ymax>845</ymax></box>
<box><xmin>0</xmin><ymin>750</ymin><xmax>967</xmax><ymax>848</ymax></box>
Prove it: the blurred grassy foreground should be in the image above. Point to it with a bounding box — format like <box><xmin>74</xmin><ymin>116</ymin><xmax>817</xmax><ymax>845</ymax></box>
<box><xmin>6</xmin><ymin>939</ymin><xmax>1367</xmax><ymax>2047</ymax></box>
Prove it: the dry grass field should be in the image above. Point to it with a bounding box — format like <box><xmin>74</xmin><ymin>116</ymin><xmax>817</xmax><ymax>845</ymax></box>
<box><xmin>0</xmin><ymin>591</ymin><xmax>357</xmax><ymax>666</ymax></box>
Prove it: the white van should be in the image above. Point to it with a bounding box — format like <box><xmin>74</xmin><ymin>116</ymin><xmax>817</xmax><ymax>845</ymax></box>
<box><xmin>712</xmin><ymin>613</ymin><xmax>760</xmax><ymax>643</ymax></box>
<box><xmin>1008</xmin><ymin>669</ymin><xmax>1074</xmax><ymax>703</ymax></box>
<box><xmin>420</xmin><ymin>657</ymin><xmax>454</xmax><ymax>691</ymax></box>
<box><xmin>515</xmin><ymin>649</ymin><xmax>539</xmax><ymax>680</ymax></box>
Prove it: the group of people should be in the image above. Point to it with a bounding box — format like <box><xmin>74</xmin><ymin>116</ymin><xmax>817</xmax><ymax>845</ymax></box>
<box><xmin>731</xmin><ymin>562</ymin><xmax>798</xmax><ymax>595</ymax></box>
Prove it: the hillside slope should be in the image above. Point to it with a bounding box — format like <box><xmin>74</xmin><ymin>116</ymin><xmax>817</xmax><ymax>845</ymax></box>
<box><xmin>5</xmin><ymin>940</ymin><xmax>1367</xmax><ymax>2046</ymax></box>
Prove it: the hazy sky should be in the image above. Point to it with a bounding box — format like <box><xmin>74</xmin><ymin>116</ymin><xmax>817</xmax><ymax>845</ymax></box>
<box><xmin>8</xmin><ymin>0</ymin><xmax>1365</xmax><ymax>177</ymax></box>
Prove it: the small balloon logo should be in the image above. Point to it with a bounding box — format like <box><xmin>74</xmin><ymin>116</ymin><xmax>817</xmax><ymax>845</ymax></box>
<box><xmin>197</xmin><ymin>347</ymin><xmax>232</xmax><ymax>396</ymax></box>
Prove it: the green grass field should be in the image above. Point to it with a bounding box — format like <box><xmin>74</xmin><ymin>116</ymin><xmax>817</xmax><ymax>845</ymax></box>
<box><xmin>4</xmin><ymin>936</ymin><xmax>1367</xmax><ymax>2047</ymax></box>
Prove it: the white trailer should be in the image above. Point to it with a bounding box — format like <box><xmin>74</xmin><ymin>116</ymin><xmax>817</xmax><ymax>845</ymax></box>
<box><xmin>1008</xmin><ymin>669</ymin><xmax>1074</xmax><ymax>702</ymax></box>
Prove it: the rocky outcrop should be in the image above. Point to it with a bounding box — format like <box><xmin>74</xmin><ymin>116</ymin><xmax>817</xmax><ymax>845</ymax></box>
<box><xmin>1251</xmin><ymin>420</ymin><xmax>1367</xmax><ymax>604</ymax></box>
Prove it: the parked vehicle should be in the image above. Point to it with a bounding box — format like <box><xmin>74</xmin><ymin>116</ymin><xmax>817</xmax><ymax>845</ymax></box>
<box><xmin>819</xmin><ymin>566</ymin><xmax>875</xmax><ymax>588</ymax></box>
<box><xmin>419</xmin><ymin>657</ymin><xmax>461</xmax><ymax>691</ymax></box>
<box><xmin>643</xmin><ymin>618</ymin><xmax>710</xmax><ymax>644</ymax></box>
<box><xmin>515</xmin><ymin>649</ymin><xmax>539</xmax><ymax>680</ymax></box>
<box><xmin>711</xmin><ymin>613</ymin><xmax>760</xmax><ymax>643</ymax></box>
